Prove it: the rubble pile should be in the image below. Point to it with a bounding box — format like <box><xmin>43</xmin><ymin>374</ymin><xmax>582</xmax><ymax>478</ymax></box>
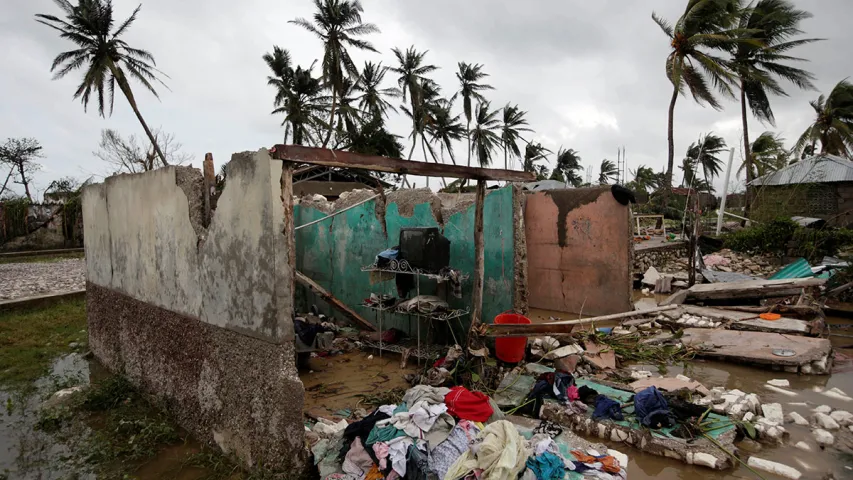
<box><xmin>656</xmin><ymin>248</ymin><xmax>778</xmax><ymax>277</ymax></box>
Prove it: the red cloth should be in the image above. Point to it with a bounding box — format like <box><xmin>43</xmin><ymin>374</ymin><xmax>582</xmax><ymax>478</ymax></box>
<box><xmin>444</xmin><ymin>386</ymin><xmax>494</xmax><ymax>422</ymax></box>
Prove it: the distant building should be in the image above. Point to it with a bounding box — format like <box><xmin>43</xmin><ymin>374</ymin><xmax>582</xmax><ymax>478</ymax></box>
<box><xmin>750</xmin><ymin>154</ymin><xmax>853</xmax><ymax>227</ymax></box>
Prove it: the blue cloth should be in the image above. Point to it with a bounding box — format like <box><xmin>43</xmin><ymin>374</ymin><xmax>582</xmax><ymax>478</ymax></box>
<box><xmin>634</xmin><ymin>386</ymin><xmax>673</xmax><ymax>428</ymax></box>
<box><xmin>592</xmin><ymin>395</ymin><xmax>624</xmax><ymax>421</ymax></box>
<box><xmin>526</xmin><ymin>452</ymin><xmax>566</xmax><ymax>480</ymax></box>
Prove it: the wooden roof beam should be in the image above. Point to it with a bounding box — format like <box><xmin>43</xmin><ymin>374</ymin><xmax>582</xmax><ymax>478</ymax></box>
<box><xmin>270</xmin><ymin>145</ymin><xmax>535</xmax><ymax>182</ymax></box>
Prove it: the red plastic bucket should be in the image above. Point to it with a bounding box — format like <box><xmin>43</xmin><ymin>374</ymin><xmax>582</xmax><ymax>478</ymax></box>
<box><xmin>494</xmin><ymin>313</ymin><xmax>531</xmax><ymax>363</ymax></box>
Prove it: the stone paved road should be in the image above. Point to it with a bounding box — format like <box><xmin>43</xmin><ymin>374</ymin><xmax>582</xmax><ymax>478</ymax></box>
<box><xmin>0</xmin><ymin>259</ymin><xmax>86</xmax><ymax>300</ymax></box>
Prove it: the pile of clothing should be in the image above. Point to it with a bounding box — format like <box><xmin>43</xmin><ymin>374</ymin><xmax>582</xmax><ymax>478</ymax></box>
<box><xmin>311</xmin><ymin>385</ymin><xmax>627</xmax><ymax>480</ymax></box>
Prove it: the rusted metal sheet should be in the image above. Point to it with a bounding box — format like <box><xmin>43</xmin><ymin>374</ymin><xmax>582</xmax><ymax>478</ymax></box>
<box><xmin>270</xmin><ymin>145</ymin><xmax>535</xmax><ymax>182</ymax></box>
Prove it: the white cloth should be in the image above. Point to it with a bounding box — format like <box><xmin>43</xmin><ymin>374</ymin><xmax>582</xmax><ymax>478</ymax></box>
<box><xmin>387</xmin><ymin>436</ymin><xmax>414</xmax><ymax>477</ymax></box>
<box><xmin>313</xmin><ymin>418</ymin><xmax>349</xmax><ymax>437</ymax></box>
<box><xmin>378</xmin><ymin>404</ymin><xmax>398</xmax><ymax>416</ymax></box>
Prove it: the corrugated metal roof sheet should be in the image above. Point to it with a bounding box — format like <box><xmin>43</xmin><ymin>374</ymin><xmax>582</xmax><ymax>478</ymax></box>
<box><xmin>751</xmin><ymin>154</ymin><xmax>853</xmax><ymax>186</ymax></box>
<box><xmin>768</xmin><ymin>258</ymin><xmax>814</xmax><ymax>280</ymax></box>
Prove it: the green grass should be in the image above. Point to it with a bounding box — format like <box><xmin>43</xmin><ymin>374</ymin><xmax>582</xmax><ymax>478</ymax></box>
<box><xmin>0</xmin><ymin>252</ymin><xmax>84</xmax><ymax>264</ymax></box>
<box><xmin>0</xmin><ymin>297</ymin><xmax>87</xmax><ymax>390</ymax></box>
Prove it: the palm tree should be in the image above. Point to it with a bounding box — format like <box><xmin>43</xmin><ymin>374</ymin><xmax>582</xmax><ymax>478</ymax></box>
<box><xmin>36</xmin><ymin>0</ymin><xmax>169</xmax><ymax>165</ymax></box>
<box><xmin>499</xmin><ymin>104</ymin><xmax>532</xmax><ymax>170</ymax></box>
<box><xmin>598</xmin><ymin>159</ymin><xmax>618</xmax><ymax>184</ymax></box>
<box><xmin>271</xmin><ymin>63</ymin><xmax>329</xmax><ymax>146</ymax></box>
<box><xmin>342</xmin><ymin>117</ymin><xmax>404</xmax><ymax>159</ymax></box>
<box><xmin>523</xmin><ymin>142</ymin><xmax>552</xmax><ymax>180</ymax></box>
<box><xmin>686</xmin><ymin>133</ymin><xmax>727</xmax><ymax>185</ymax></box>
<box><xmin>290</xmin><ymin>0</ymin><xmax>379</xmax><ymax>148</ymax></box>
<box><xmin>739</xmin><ymin>131</ymin><xmax>789</xmax><ymax>178</ymax></box>
<box><xmin>628</xmin><ymin>165</ymin><xmax>663</xmax><ymax>193</ymax></box>
<box><xmin>469</xmin><ymin>101</ymin><xmax>501</xmax><ymax>167</ymax></box>
<box><xmin>652</xmin><ymin>0</ymin><xmax>742</xmax><ymax>195</ymax></box>
<box><xmin>730</xmin><ymin>0</ymin><xmax>819</xmax><ymax>213</ymax></box>
<box><xmin>795</xmin><ymin>79</ymin><xmax>853</xmax><ymax>158</ymax></box>
<box><xmin>457</xmin><ymin>63</ymin><xmax>494</xmax><ymax>166</ymax></box>
<box><xmin>356</xmin><ymin>62</ymin><xmax>401</xmax><ymax>122</ymax></box>
<box><xmin>391</xmin><ymin>46</ymin><xmax>438</xmax><ymax>159</ymax></box>
<box><xmin>425</xmin><ymin>96</ymin><xmax>465</xmax><ymax>165</ymax></box>
<box><xmin>332</xmin><ymin>77</ymin><xmax>362</xmax><ymax>140</ymax></box>
<box><xmin>263</xmin><ymin>46</ymin><xmax>297</xmax><ymax>143</ymax></box>
<box><xmin>552</xmin><ymin>148</ymin><xmax>583</xmax><ymax>187</ymax></box>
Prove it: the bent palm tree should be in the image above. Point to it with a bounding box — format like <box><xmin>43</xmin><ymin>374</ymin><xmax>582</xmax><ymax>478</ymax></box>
<box><xmin>263</xmin><ymin>46</ymin><xmax>296</xmax><ymax>142</ymax></box>
<box><xmin>687</xmin><ymin>133</ymin><xmax>727</xmax><ymax>184</ymax></box>
<box><xmin>36</xmin><ymin>0</ymin><xmax>169</xmax><ymax>165</ymax></box>
<box><xmin>425</xmin><ymin>97</ymin><xmax>465</xmax><ymax>165</ymax></box>
<box><xmin>356</xmin><ymin>62</ymin><xmax>401</xmax><ymax>122</ymax></box>
<box><xmin>552</xmin><ymin>148</ymin><xmax>583</xmax><ymax>187</ymax></box>
<box><xmin>291</xmin><ymin>0</ymin><xmax>379</xmax><ymax>148</ymax></box>
<box><xmin>795</xmin><ymin>79</ymin><xmax>853</xmax><ymax>158</ymax></box>
<box><xmin>598</xmin><ymin>159</ymin><xmax>618</xmax><ymax>184</ymax></box>
<box><xmin>652</xmin><ymin>0</ymin><xmax>742</xmax><ymax>195</ymax></box>
<box><xmin>730</xmin><ymin>0</ymin><xmax>819</xmax><ymax>213</ymax></box>
<box><xmin>469</xmin><ymin>101</ymin><xmax>501</xmax><ymax>167</ymax></box>
<box><xmin>499</xmin><ymin>104</ymin><xmax>532</xmax><ymax>170</ymax></box>
<box><xmin>739</xmin><ymin>131</ymin><xmax>789</xmax><ymax>178</ymax></box>
<box><xmin>457</xmin><ymin>63</ymin><xmax>494</xmax><ymax>166</ymax></box>
<box><xmin>391</xmin><ymin>47</ymin><xmax>438</xmax><ymax>160</ymax></box>
<box><xmin>523</xmin><ymin>142</ymin><xmax>552</xmax><ymax>180</ymax></box>
<box><xmin>271</xmin><ymin>63</ymin><xmax>329</xmax><ymax>146</ymax></box>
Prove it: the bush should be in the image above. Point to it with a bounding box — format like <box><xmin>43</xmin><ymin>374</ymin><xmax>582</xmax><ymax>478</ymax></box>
<box><xmin>723</xmin><ymin>217</ymin><xmax>853</xmax><ymax>261</ymax></box>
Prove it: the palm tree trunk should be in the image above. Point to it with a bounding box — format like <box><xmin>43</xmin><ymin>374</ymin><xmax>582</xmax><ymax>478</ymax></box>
<box><xmin>741</xmin><ymin>82</ymin><xmax>753</xmax><ymax>219</ymax></box>
<box><xmin>665</xmin><ymin>85</ymin><xmax>678</xmax><ymax>198</ymax></box>
<box><xmin>322</xmin><ymin>87</ymin><xmax>338</xmax><ymax>148</ymax></box>
<box><xmin>467</xmin><ymin>119</ymin><xmax>472</xmax><ymax>167</ymax></box>
<box><xmin>504</xmin><ymin>144</ymin><xmax>508</xmax><ymax>170</ymax></box>
<box><xmin>422</xmin><ymin>139</ymin><xmax>447</xmax><ymax>188</ymax></box>
<box><xmin>110</xmin><ymin>66</ymin><xmax>168</xmax><ymax>167</ymax></box>
<box><xmin>407</xmin><ymin>129</ymin><xmax>418</xmax><ymax>160</ymax></box>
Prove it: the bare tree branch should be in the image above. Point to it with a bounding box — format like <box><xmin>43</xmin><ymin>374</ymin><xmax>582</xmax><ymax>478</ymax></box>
<box><xmin>0</xmin><ymin>137</ymin><xmax>44</xmax><ymax>202</ymax></box>
<box><xmin>94</xmin><ymin>128</ymin><xmax>192</xmax><ymax>175</ymax></box>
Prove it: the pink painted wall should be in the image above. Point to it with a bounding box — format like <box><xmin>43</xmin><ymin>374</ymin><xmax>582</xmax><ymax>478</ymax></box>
<box><xmin>525</xmin><ymin>187</ymin><xmax>632</xmax><ymax>316</ymax></box>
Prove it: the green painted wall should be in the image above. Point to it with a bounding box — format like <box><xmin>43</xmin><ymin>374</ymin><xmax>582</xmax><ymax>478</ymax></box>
<box><xmin>294</xmin><ymin>187</ymin><xmax>516</xmax><ymax>339</ymax></box>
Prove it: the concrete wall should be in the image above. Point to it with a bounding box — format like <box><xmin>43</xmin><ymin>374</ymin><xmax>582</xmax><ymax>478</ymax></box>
<box><xmin>82</xmin><ymin>150</ymin><xmax>304</xmax><ymax>471</ymax></box>
<box><xmin>752</xmin><ymin>182</ymin><xmax>853</xmax><ymax>227</ymax></box>
<box><xmin>525</xmin><ymin>187</ymin><xmax>632</xmax><ymax>316</ymax></box>
<box><xmin>294</xmin><ymin>186</ymin><xmax>526</xmax><ymax>336</ymax></box>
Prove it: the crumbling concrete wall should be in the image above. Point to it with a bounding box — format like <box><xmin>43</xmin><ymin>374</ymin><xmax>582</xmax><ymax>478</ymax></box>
<box><xmin>294</xmin><ymin>186</ymin><xmax>522</xmax><ymax>333</ymax></box>
<box><xmin>524</xmin><ymin>187</ymin><xmax>632</xmax><ymax>316</ymax></box>
<box><xmin>82</xmin><ymin>149</ymin><xmax>304</xmax><ymax>471</ymax></box>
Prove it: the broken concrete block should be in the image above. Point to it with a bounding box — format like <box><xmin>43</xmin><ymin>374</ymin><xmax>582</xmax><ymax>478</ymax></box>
<box><xmin>761</xmin><ymin>404</ymin><xmax>784</xmax><ymax>424</ymax></box>
<box><xmin>813</xmin><ymin>413</ymin><xmax>840</xmax><ymax>430</ymax></box>
<box><xmin>544</xmin><ymin>344</ymin><xmax>583</xmax><ymax>360</ymax></box>
<box><xmin>765</xmin><ymin>426</ymin><xmax>784</xmax><ymax>442</ymax></box>
<box><xmin>529</xmin><ymin>337</ymin><xmax>560</xmax><ymax>359</ymax></box>
<box><xmin>744</xmin><ymin>394</ymin><xmax>761</xmax><ymax>413</ymax></box>
<box><xmin>765</xmin><ymin>384</ymin><xmax>798</xmax><ymax>397</ymax></box>
<box><xmin>821</xmin><ymin>387</ymin><xmax>852</xmax><ymax>402</ymax></box>
<box><xmin>829</xmin><ymin>410</ymin><xmax>853</xmax><ymax>427</ymax></box>
<box><xmin>786</xmin><ymin>412</ymin><xmax>809</xmax><ymax>426</ymax></box>
<box><xmin>675</xmin><ymin>374</ymin><xmax>691</xmax><ymax>382</ymax></box>
<box><xmin>642</xmin><ymin>267</ymin><xmax>661</xmax><ymax>286</ymax></box>
<box><xmin>630</xmin><ymin>369</ymin><xmax>653</xmax><ymax>380</ymax></box>
<box><xmin>607</xmin><ymin>449</ymin><xmax>628</xmax><ymax>469</ymax></box>
<box><xmin>553</xmin><ymin>355</ymin><xmax>580</xmax><ymax>373</ymax></box>
<box><xmin>767</xmin><ymin>379</ymin><xmax>790</xmax><ymax>388</ymax></box>
<box><xmin>813</xmin><ymin>428</ymin><xmax>834</xmax><ymax>447</ymax></box>
<box><xmin>800</xmin><ymin>364</ymin><xmax>812</xmax><ymax>375</ymax></box>
<box><xmin>493</xmin><ymin>373</ymin><xmax>536</xmax><ymax>408</ymax></box>
<box><xmin>747</xmin><ymin>457</ymin><xmax>802</xmax><ymax>480</ymax></box>
<box><xmin>729</xmin><ymin>389</ymin><xmax>746</xmax><ymax>397</ymax></box>
<box><xmin>743</xmin><ymin>412</ymin><xmax>755</xmax><ymax>423</ymax></box>
<box><xmin>692</xmin><ymin>452</ymin><xmax>717</xmax><ymax>468</ymax></box>
<box><xmin>794</xmin><ymin>441</ymin><xmax>811</xmax><ymax>452</ymax></box>
<box><xmin>813</xmin><ymin>405</ymin><xmax>832</xmax><ymax>414</ymax></box>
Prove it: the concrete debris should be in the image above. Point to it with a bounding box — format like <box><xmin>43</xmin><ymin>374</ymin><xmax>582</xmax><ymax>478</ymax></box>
<box><xmin>829</xmin><ymin>410</ymin><xmax>853</xmax><ymax>427</ymax></box>
<box><xmin>794</xmin><ymin>441</ymin><xmax>811</xmax><ymax>452</ymax></box>
<box><xmin>543</xmin><ymin>343</ymin><xmax>584</xmax><ymax>360</ymax></box>
<box><xmin>529</xmin><ymin>336</ymin><xmax>561</xmax><ymax>359</ymax></box>
<box><xmin>787</xmin><ymin>412</ymin><xmax>809</xmax><ymax>426</ymax></box>
<box><xmin>525</xmin><ymin>363</ymin><xmax>556</xmax><ymax>376</ymax></box>
<box><xmin>813</xmin><ymin>405</ymin><xmax>833</xmax><ymax>414</ymax></box>
<box><xmin>630</xmin><ymin>370</ymin><xmax>654</xmax><ymax>380</ymax></box>
<box><xmin>642</xmin><ymin>266</ymin><xmax>661</xmax><ymax>286</ymax></box>
<box><xmin>629</xmin><ymin>376</ymin><xmax>710</xmax><ymax>396</ymax></box>
<box><xmin>553</xmin><ymin>355</ymin><xmax>580</xmax><ymax>373</ymax></box>
<box><xmin>767</xmin><ymin>379</ymin><xmax>790</xmax><ymax>388</ymax></box>
<box><xmin>813</xmin><ymin>428</ymin><xmax>835</xmax><ymax>447</ymax></box>
<box><xmin>820</xmin><ymin>387</ymin><xmax>853</xmax><ymax>402</ymax></box>
<box><xmin>747</xmin><ymin>457</ymin><xmax>802</xmax><ymax>480</ymax></box>
<box><xmin>765</xmin><ymin>384</ymin><xmax>798</xmax><ymax>397</ymax></box>
<box><xmin>761</xmin><ymin>403</ymin><xmax>784</xmax><ymax>424</ymax></box>
<box><xmin>813</xmin><ymin>412</ymin><xmax>841</xmax><ymax>430</ymax></box>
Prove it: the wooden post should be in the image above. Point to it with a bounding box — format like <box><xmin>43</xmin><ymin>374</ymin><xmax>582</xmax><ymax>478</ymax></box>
<box><xmin>281</xmin><ymin>162</ymin><xmax>296</xmax><ymax>305</ymax></box>
<box><xmin>468</xmin><ymin>179</ymin><xmax>486</xmax><ymax>349</ymax></box>
<box><xmin>202</xmin><ymin>153</ymin><xmax>215</xmax><ymax>227</ymax></box>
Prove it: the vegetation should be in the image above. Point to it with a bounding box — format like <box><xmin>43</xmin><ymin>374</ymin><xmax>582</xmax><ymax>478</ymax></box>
<box><xmin>36</xmin><ymin>0</ymin><xmax>170</xmax><ymax>165</ymax></box>
<box><xmin>523</xmin><ymin>143</ymin><xmax>551</xmax><ymax>180</ymax></box>
<box><xmin>729</xmin><ymin>0</ymin><xmax>819</xmax><ymax>207</ymax></box>
<box><xmin>0</xmin><ymin>298</ymin><xmax>87</xmax><ymax>391</ymax></box>
<box><xmin>598</xmin><ymin>159</ymin><xmax>618</xmax><ymax>185</ymax></box>
<box><xmin>739</xmin><ymin>131</ymin><xmax>790</xmax><ymax>178</ymax></box>
<box><xmin>680</xmin><ymin>133</ymin><xmax>727</xmax><ymax>193</ymax></box>
<box><xmin>550</xmin><ymin>148</ymin><xmax>583</xmax><ymax>186</ymax></box>
<box><xmin>95</xmin><ymin>128</ymin><xmax>191</xmax><ymax>175</ymax></box>
<box><xmin>456</xmin><ymin>63</ymin><xmax>494</xmax><ymax>167</ymax></box>
<box><xmin>0</xmin><ymin>138</ymin><xmax>43</xmax><ymax>201</ymax></box>
<box><xmin>795</xmin><ymin>79</ymin><xmax>853</xmax><ymax>157</ymax></box>
<box><xmin>499</xmin><ymin>104</ymin><xmax>531</xmax><ymax>171</ymax></box>
<box><xmin>723</xmin><ymin>217</ymin><xmax>853</xmax><ymax>260</ymax></box>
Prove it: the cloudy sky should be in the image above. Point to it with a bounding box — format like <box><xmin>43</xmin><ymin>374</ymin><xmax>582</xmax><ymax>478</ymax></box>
<box><xmin>2</xmin><ymin>0</ymin><xmax>851</xmax><ymax>198</ymax></box>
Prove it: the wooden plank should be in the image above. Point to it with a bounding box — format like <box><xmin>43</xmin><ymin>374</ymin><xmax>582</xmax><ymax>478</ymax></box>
<box><xmin>270</xmin><ymin>145</ymin><xmax>535</xmax><ymax>182</ymax></box>
<box><xmin>295</xmin><ymin>271</ymin><xmax>377</xmax><ymax>332</ymax></box>
<box><xmin>468</xmin><ymin>180</ymin><xmax>487</xmax><ymax>348</ymax></box>
<box><xmin>483</xmin><ymin>306</ymin><xmax>679</xmax><ymax>336</ymax></box>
